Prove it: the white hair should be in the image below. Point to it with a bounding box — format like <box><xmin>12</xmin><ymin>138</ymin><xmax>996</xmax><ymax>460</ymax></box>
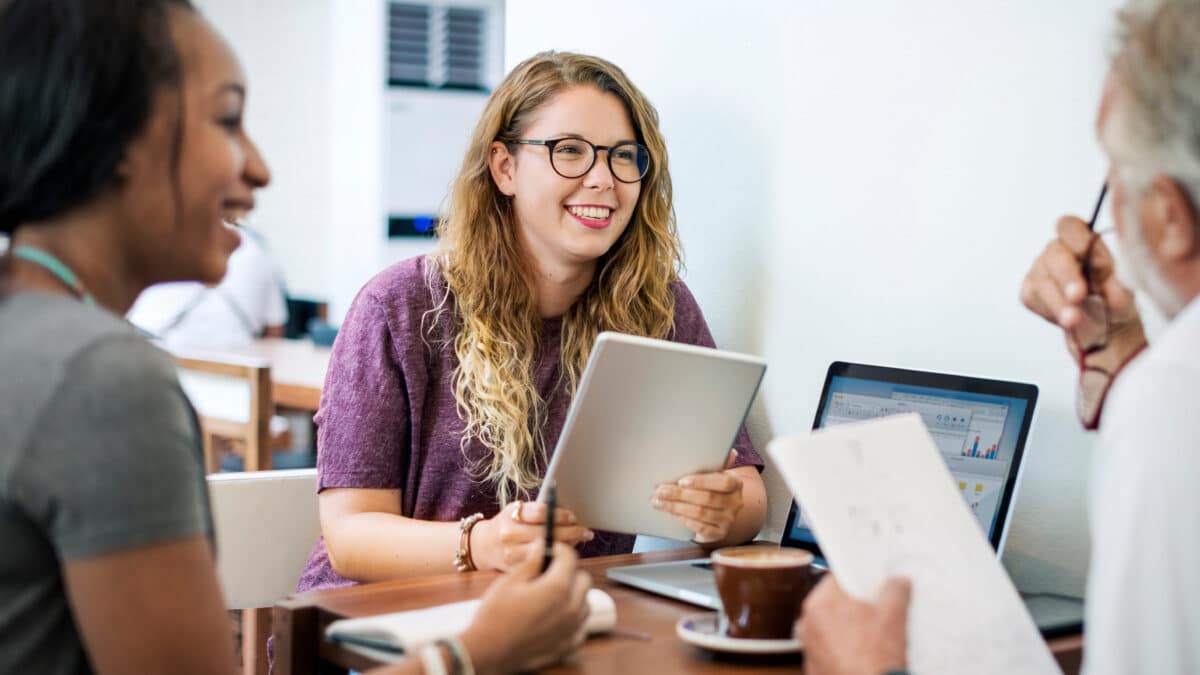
<box><xmin>1103</xmin><ymin>0</ymin><xmax>1200</xmax><ymax>205</ymax></box>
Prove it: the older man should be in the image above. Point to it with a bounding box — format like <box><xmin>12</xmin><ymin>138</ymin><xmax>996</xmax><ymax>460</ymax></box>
<box><xmin>797</xmin><ymin>1</ymin><xmax>1200</xmax><ymax>673</ymax></box>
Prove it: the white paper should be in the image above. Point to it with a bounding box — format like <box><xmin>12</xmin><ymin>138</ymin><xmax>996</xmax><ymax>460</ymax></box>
<box><xmin>767</xmin><ymin>413</ymin><xmax>1060</xmax><ymax>675</ymax></box>
<box><xmin>325</xmin><ymin>588</ymin><xmax>616</xmax><ymax>663</ymax></box>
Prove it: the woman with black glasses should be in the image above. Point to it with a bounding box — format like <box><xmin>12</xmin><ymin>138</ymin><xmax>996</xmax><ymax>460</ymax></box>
<box><xmin>301</xmin><ymin>51</ymin><xmax>768</xmax><ymax>593</ymax></box>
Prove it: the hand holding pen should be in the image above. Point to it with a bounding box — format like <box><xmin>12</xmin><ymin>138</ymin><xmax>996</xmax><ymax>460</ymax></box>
<box><xmin>1020</xmin><ymin>182</ymin><xmax>1140</xmax><ymax>333</ymax></box>
<box><xmin>469</xmin><ymin>486</ymin><xmax>594</xmax><ymax>571</ymax></box>
<box><xmin>1018</xmin><ymin>180</ymin><xmax>1148</xmax><ymax>416</ymax></box>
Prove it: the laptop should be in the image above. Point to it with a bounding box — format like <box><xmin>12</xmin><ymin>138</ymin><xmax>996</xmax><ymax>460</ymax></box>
<box><xmin>607</xmin><ymin>362</ymin><xmax>1082</xmax><ymax>636</ymax></box>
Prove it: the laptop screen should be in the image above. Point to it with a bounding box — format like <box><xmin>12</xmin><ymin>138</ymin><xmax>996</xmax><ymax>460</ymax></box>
<box><xmin>783</xmin><ymin>362</ymin><xmax>1038</xmax><ymax>555</ymax></box>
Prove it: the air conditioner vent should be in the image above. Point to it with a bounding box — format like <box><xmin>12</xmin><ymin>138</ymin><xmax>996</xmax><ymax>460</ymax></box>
<box><xmin>387</xmin><ymin>2</ymin><xmax>488</xmax><ymax>91</ymax></box>
<box><xmin>387</xmin><ymin>3</ymin><xmax>432</xmax><ymax>86</ymax></box>
<box><xmin>443</xmin><ymin>8</ymin><xmax>485</xmax><ymax>89</ymax></box>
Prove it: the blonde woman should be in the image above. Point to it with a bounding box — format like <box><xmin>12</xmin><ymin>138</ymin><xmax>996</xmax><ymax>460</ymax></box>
<box><xmin>299</xmin><ymin>52</ymin><xmax>767</xmax><ymax>590</ymax></box>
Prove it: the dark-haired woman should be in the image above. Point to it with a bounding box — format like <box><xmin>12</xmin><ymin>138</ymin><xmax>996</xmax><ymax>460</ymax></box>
<box><xmin>0</xmin><ymin>2</ymin><xmax>589</xmax><ymax>674</ymax></box>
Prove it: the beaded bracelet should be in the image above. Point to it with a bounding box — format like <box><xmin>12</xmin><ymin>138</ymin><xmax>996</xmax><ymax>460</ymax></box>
<box><xmin>454</xmin><ymin>512</ymin><xmax>485</xmax><ymax>572</ymax></box>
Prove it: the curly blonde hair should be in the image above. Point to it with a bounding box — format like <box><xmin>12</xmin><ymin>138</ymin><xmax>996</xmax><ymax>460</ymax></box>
<box><xmin>430</xmin><ymin>51</ymin><xmax>682</xmax><ymax>505</ymax></box>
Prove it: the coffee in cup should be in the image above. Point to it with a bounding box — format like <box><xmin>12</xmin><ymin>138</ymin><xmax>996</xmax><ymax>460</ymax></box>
<box><xmin>710</xmin><ymin>545</ymin><xmax>815</xmax><ymax>640</ymax></box>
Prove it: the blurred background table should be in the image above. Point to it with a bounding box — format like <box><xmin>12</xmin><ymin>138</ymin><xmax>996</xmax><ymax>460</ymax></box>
<box><xmin>228</xmin><ymin>337</ymin><xmax>331</xmax><ymax>412</ymax></box>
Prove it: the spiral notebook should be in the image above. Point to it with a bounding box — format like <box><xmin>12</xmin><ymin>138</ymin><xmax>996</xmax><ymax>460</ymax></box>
<box><xmin>325</xmin><ymin>588</ymin><xmax>617</xmax><ymax>663</ymax></box>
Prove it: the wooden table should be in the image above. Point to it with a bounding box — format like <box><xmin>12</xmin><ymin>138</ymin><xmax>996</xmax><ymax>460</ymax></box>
<box><xmin>273</xmin><ymin>548</ymin><xmax>1084</xmax><ymax>675</ymax></box>
<box><xmin>225</xmin><ymin>338</ymin><xmax>331</xmax><ymax>411</ymax></box>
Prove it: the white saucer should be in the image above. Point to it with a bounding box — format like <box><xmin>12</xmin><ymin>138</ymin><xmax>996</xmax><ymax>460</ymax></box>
<box><xmin>675</xmin><ymin>612</ymin><xmax>803</xmax><ymax>654</ymax></box>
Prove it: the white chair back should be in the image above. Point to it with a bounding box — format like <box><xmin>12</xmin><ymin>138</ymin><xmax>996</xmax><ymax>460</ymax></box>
<box><xmin>207</xmin><ymin>468</ymin><xmax>319</xmax><ymax>609</ymax></box>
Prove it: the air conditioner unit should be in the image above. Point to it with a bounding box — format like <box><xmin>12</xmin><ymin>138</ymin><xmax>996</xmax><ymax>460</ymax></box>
<box><xmin>383</xmin><ymin>0</ymin><xmax>504</xmax><ymax>239</ymax></box>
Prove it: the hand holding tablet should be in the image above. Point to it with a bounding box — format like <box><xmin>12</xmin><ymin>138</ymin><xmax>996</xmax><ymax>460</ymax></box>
<box><xmin>652</xmin><ymin>459</ymin><xmax>746</xmax><ymax>543</ymax></box>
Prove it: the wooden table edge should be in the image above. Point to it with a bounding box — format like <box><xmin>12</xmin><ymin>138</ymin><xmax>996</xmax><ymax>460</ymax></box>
<box><xmin>272</xmin><ymin>547</ymin><xmax>1084</xmax><ymax>675</ymax></box>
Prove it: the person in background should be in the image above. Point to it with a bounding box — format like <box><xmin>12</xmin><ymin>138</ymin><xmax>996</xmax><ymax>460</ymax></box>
<box><xmin>300</xmin><ymin>51</ymin><xmax>768</xmax><ymax>591</ymax></box>
<box><xmin>796</xmin><ymin>1</ymin><xmax>1200</xmax><ymax>674</ymax></box>
<box><xmin>127</xmin><ymin>224</ymin><xmax>288</xmax><ymax>349</ymax></box>
<box><xmin>0</xmin><ymin>1</ymin><xmax>592</xmax><ymax>673</ymax></box>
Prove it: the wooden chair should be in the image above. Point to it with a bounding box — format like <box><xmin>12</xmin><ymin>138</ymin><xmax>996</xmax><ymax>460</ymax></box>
<box><xmin>172</xmin><ymin>351</ymin><xmax>274</xmax><ymax>473</ymax></box>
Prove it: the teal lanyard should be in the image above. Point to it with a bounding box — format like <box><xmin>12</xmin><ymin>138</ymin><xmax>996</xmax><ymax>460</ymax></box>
<box><xmin>11</xmin><ymin>245</ymin><xmax>96</xmax><ymax>306</ymax></box>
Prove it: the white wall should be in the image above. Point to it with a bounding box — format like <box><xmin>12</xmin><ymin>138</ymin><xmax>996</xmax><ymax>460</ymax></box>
<box><xmin>508</xmin><ymin>0</ymin><xmax>1127</xmax><ymax>596</ymax></box>
<box><xmin>195</xmin><ymin>0</ymin><xmax>333</xmax><ymax>300</ymax></box>
<box><xmin>326</xmin><ymin>0</ymin><xmax>389</xmax><ymax>322</ymax></box>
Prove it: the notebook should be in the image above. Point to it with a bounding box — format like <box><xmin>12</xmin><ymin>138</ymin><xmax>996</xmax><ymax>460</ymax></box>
<box><xmin>325</xmin><ymin>588</ymin><xmax>617</xmax><ymax>663</ymax></box>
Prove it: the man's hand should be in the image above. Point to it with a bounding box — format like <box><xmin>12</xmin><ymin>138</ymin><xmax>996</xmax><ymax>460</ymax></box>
<box><xmin>797</xmin><ymin>575</ymin><xmax>910</xmax><ymax>675</ymax></box>
<box><xmin>1019</xmin><ymin>216</ymin><xmax>1146</xmax><ymax>370</ymax></box>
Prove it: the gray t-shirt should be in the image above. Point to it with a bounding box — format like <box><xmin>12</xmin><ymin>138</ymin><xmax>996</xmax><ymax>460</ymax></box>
<box><xmin>0</xmin><ymin>292</ymin><xmax>212</xmax><ymax>675</ymax></box>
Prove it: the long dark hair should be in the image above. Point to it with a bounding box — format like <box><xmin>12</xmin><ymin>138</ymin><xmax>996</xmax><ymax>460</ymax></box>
<box><xmin>0</xmin><ymin>0</ymin><xmax>195</xmax><ymax>236</ymax></box>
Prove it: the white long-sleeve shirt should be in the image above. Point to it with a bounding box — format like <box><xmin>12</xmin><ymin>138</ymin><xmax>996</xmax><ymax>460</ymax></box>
<box><xmin>1083</xmin><ymin>296</ymin><xmax>1200</xmax><ymax>675</ymax></box>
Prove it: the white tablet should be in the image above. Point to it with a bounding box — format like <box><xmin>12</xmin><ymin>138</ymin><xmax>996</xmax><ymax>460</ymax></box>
<box><xmin>538</xmin><ymin>332</ymin><xmax>766</xmax><ymax>541</ymax></box>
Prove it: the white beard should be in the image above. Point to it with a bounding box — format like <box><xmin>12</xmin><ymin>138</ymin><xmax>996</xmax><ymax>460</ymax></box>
<box><xmin>1117</xmin><ymin>199</ymin><xmax>1187</xmax><ymax>318</ymax></box>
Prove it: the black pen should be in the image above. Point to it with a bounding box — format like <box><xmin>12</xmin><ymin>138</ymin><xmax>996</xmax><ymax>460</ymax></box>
<box><xmin>1088</xmin><ymin>182</ymin><xmax>1108</xmax><ymax>232</ymax></box>
<box><xmin>542</xmin><ymin>483</ymin><xmax>556</xmax><ymax>573</ymax></box>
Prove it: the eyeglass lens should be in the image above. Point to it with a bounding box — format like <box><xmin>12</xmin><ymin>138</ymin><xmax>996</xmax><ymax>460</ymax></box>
<box><xmin>549</xmin><ymin>139</ymin><xmax>649</xmax><ymax>182</ymax></box>
<box><xmin>1078</xmin><ymin>366</ymin><xmax>1110</xmax><ymax>429</ymax></box>
<box><xmin>1075</xmin><ymin>292</ymin><xmax>1109</xmax><ymax>352</ymax></box>
<box><xmin>1074</xmin><ymin>181</ymin><xmax>1113</xmax><ymax>428</ymax></box>
<box><xmin>1073</xmin><ymin>184</ymin><xmax>1110</xmax><ymax>353</ymax></box>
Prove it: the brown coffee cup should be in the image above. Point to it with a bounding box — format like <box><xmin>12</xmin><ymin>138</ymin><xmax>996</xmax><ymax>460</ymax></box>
<box><xmin>711</xmin><ymin>545</ymin><xmax>815</xmax><ymax>640</ymax></box>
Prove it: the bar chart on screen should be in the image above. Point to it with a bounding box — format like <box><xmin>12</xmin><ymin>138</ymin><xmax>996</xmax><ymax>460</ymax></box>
<box><xmin>955</xmin><ymin>404</ymin><xmax>1008</xmax><ymax>461</ymax></box>
<box><xmin>961</xmin><ymin>436</ymin><xmax>999</xmax><ymax>459</ymax></box>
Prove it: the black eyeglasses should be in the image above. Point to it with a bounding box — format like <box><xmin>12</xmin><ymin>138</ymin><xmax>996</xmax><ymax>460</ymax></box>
<box><xmin>503</xmin><ymin>137</ymin><xmax>650</xmax><ymax>183</ymax></box>
<box><xmin>1074</xmin><ymin>182</ymin><xmax>1111</xmax><ymax>429</ymax></box>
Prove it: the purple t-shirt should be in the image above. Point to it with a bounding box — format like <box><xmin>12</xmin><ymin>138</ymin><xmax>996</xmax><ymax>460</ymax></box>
<box><xmin>297</xmin><ymin>256</ymin><xmax>761</xmax><ymax>591</ymax></box>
